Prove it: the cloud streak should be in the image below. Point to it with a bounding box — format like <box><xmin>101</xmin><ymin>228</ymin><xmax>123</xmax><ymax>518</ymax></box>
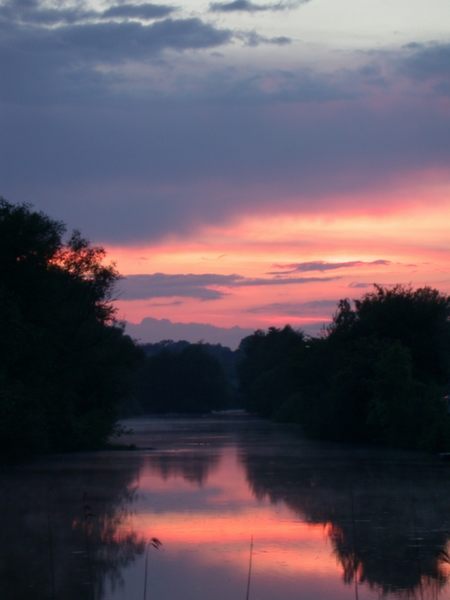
<box><xmin>119</xmin><ymin>272</ymin><xmax>341</xmax><ymax>300</ymax></box>
<box><xmin>269</xmin><ymin>259</ymin><xmax>391</xmax><ymax>274</ymax></box>
<box><xmin>0</xmin><ymin>0</ymin><xmax>177</xmax><ymax>25</ymax></box>
<box><xmin>210</xmin><ymin>0</ymin><xmax>311</xmax><ymax>13</ymax></box>
<box><xmin>237</xmin><ymin>31</ymin><xmax>292</xmax><ymax>46</ymax></box>
<box><xmin>102</xmin><ymin>3</ymin><xmax>177</xmax><ymax>20</ymax></box>
<box><xmin>119</xmin><ymin>273</ymin><xmax>237</xmax><ymax>300</ymax></box>
<box><xmin>60</xmin><ymin>19</ymin><xmax>232</xmax><ymax>62</ymax></box>
<box><xmin>246</xmin><ymin>299</ymin><xmax>338</xmax><ymax>315</ymax></box>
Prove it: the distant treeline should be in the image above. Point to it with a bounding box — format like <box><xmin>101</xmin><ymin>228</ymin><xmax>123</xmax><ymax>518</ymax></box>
<box><xmin>238</xmin><ymin>286</ymin><xmax>450</xmax><ymax>451</ymax></box>
<box><xmin>2</xmin><ymin>200</ymin><xmax>450</xmax><ymax>456</ymax></box>
<box><xmin>129</xmin><ymin>340</ymin><xmax>241</xmax><ymax>414</ymax></box>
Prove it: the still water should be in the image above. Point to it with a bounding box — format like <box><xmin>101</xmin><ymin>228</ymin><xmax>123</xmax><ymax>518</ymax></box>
<box><xmin>2</xmin><ymin>415</ymin><xmax>450</xmax><ymax>600</ymax></box>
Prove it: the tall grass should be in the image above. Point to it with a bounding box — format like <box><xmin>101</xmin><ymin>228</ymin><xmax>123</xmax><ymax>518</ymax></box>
<box><xmin>246</xmin><ymin>536</ymin><xmax>254</xmax><ymax>600</ymax></box>
<box><xmin>143</xmin><ymin>537</ymin><xmax>162</xmax><ymax>600</ymax></box>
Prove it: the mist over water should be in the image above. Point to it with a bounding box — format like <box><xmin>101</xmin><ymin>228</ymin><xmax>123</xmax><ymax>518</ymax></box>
<box><xmin>2</xmin><ymin>415</ymin><xmax>450</xmax><ymax>600</ymax></box>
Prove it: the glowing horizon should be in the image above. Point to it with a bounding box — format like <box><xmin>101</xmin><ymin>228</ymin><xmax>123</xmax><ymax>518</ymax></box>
<box><xmin>108</xmin><ymin>199</ymin><xmax>450</xmax><ymax>343</ymax></box>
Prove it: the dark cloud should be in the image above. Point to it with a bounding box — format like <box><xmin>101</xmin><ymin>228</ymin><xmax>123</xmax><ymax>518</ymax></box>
<box><xmin>119</xmin><ymin>273</ymin><xmax>238</xmax><ymax>300</ymax></box>
<box><xmin>269</xmin><ymin>260</ymin><xmax>391</xmax><ymax>274</ymax></box>
<box><xmin>348</xmin><ymin>282</ymin><xmax>375</xmax><ymax>289</ymax></box>
<box><xmin>393</xmin><ymin>42</ymin><xmax>450</xmax><ymax>98</ymax></box>
<box><xmin>0</xmin><ymin>0</ymin><xmax>95</xmax><ymax>25</ymax></box>
<box><xmin>196</xmin><ymin>67</ymin><xmax>358</xmax><ymax>103</ymax></box>
<box><xmin>238</xmin><ymin>31</ymin><xmax>291</xmax><ymax>46</ymax></box>
<box><xmin>210</xmin><ymin>0</ymin><xmax>310</xmax><ymax>13</ymax></box>
<box><xmin>0</xmin><ymin>0</ymin><xmax>176</xmax><ymax>24</ymax></box>
<box><xmin>60</xmin><ymin>19</ymin><xmax>232</xmax><ymax>61</ymax></box>
<box><xmin>118</xmin><ymin>272</ymin><xmax>341</xmax><ymax>300</ymax></box>
<box><xmin>102</xmin><ymin>3</ymin><xmax>177</xmax><ymax>20</ymax></box>
<box><xmin>2</xmin><ymin>71</ymin><xmax>449</xmax><ymax>243</ymax></box>
<box><xmin>0</xmin><ymin>5</ymin><xmax>301</xmax><ymax>106</ymax></box>
<box><xmin>400</xmin><ymin>42</ymin><xmax>450</xmax><ymax>82</ymax></box>
<box><xmin>125</xmin><ymin>317</ymin><xmax>252</xmax><ymax>348</ymax></box>
<box><xmin>246</xmin><ymin>299</ymin><xmax>338</xmax><ymax>315</ymax></box>
<box><xmin>210</xmin><ymin>0</ymin><xmax>269</xmax><ymax>12</ymax></box>
<box><xmin>147</xmin><ymin>300</ymin><xmax>185</xmax><ymax>307</ymax></box>
<box><xmin>237</xmin><ymin>275</ymin><xmax>340</xmax><ymax>286</ymax></box>
<box><xmin>1</xmin><ymin>11</ymin><xmax>450</xmax><ymax>244</ymax></box>
<box><xmin>0</xmin><ymin>16</ymin><xmax>232</xmax><ymax>104</ymax></box>
<box><xmin>0</xmin><ymin>11</ymin><xmax>231</xmax><ymax>68</ymax></box>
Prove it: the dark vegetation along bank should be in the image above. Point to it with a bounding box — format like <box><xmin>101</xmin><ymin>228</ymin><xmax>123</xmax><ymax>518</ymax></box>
<box><xmin>1</xmin><ymin>199</ymin><xmax>450</xmax><ymax>457</ymax></box>
<box><xmin>239</xmin><ymin>286</ymin><xmax>450</xmax><ymax>451</ymax></box>
<box><xmin>131</xmin><ymin>340</ymin><xmax>239</xmax><ymax>415</ymax></box>
<box><xmin>0</xmin><ymin>200</ymin><xmax>140</xmax><ymax>456</ymax></box>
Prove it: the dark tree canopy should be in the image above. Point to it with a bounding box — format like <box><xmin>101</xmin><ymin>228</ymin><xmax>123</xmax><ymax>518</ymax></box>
<box><xmin>0</xmin><ymin>200</ymin><xmax>141</xmax><ymax>456</ymax></box>
<box><xmin>328</xmin><ymin>284</ymin><xmax>450</xmax><ymax>384</ymax></box>
<box><xmin>238</xmin><ymin>326</ymin><xmax>306</xmax><ymax>418</ymax></box>
<box><xmin>134</xmin><ymin>343</ymin><xmax>231</xmax><ymax>414</ymax></box>
<box><xmin>238</xmin><ymin>286</ymin><xmax>450</xmax><ymax>451</ymax></box>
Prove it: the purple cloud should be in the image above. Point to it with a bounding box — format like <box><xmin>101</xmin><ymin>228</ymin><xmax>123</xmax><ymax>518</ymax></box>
<box><xmin>119</xmin><ymin>273</ymin><xmax>237</xmax><ymax>300</ymax></box>
<box><xmin>102</xmin><ymin>4</ymin><xmax>177</xmax><ymax>20</ymax></box>
<box><xmin>119</xmin><ymin>272</ymin><xmax>341</xmax><ymax>300</ymax></box>
<box><xmin>400</xmin><ymin>42</ymin><xmax>450</xmax><ymax>85</ymax></box>
<box><xmin>0</xmin><ymin>0</ymin><xmax>177</xmax><ymax>25</ymax></box>
<box><xmin>269</xmin><ymin>260</ymin><xmax>391</xmax><ymax>275</ymax></box>
<box><xmin>348</xmin><ymin>282</ymin><xmax>377</xmax><ymax>289</ymax></box>
<box><xmin>210</xmin><ymin>0</ymin><xmax>311</xmax><ymax>13</ymax></box>
<box><xmin>1</xmin><ymin>6</ymin><xmax>450</xmax><ymax>246</ymax></box>
<box><xmin>237</xmin><ymin>32</ymin><xmax>292</xmax><ymax>46</ymax></box>
<box><xmin>246</xmin><ymin>299</ymin><xmax>338</xmax><ymax>315</ymax></box>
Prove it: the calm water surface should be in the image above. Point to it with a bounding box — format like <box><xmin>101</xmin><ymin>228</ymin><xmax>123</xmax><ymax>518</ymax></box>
<box><xmin>2</xmin><ymin>415</ymin><xmax>450</xmax><ymax>600</ymax></box>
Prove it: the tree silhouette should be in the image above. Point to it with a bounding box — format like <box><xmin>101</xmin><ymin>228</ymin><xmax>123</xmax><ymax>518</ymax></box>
<box><xmin>0</xmin><ymin>199</ymin><xmax>141</xmax><ymax>456</ymax></box>
<box><xmin>238</xmin><ymin>286</ymin><xmax>450</xmax><ymax>450</ymax></box>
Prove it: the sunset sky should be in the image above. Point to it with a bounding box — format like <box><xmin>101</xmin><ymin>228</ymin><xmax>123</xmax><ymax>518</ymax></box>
<box><xmin>1</xmin><ymin>0</ymin><xmax>450</xmax><ymax>346</ymax></box>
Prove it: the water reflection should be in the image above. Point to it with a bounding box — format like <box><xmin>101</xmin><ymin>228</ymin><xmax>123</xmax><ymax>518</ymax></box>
<box><xmin>148</xmin><ymin>451</ymin><xmax>220</xmax><ymax>486</ymax></box>
<box><xmin>239</xmin><ymin>427</ymin><xmax>450</xmax><ymax>598</ymax></box>
<box><xmin>2</xmin><ymin>417</ymin><xmax>450</xmax><ymax>600</ymax></box>
<box><xmin>0</xmin><ymin>454</ymin><xmax>145</xmax><ymax>600</ymax></box>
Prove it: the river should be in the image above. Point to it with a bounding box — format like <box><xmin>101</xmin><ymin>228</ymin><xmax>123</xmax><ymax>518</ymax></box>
<box><xmin>1</xmin><ymin>414</ymin><xmax>450</xmax><ymax>600</ymax></box>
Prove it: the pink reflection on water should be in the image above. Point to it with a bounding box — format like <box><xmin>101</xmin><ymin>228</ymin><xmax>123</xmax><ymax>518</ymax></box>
<box><xmin>107</xmin><ymin>429</ymin><xmax>450</xmax><ymax>600</ymax></box>
<box><xmin>122</xmin><ymin>447</ymin><xmax>346</xmax><ymax>597</ymax></box>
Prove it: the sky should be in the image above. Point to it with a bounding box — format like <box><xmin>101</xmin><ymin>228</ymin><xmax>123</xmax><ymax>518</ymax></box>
<box><xmin>1</xmin><ymin>0</ymin><xmax>450</xmax><ymax>347</ymax></box>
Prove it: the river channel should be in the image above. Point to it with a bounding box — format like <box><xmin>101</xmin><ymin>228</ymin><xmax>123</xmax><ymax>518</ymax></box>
<box><xmin>2</xmin><ymin>414</ymin><xmax>450</xmax><ymax>600</ymax></box>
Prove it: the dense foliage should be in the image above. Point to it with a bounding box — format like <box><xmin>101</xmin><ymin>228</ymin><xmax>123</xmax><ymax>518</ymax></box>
<box><xmin>238</xmin><ymin>326</ymin><xmax>306</xmax><ymax>418</ymax></box>
<box><xmin>3</xmin><ymin>200</ymin><xmax>450</xmax><ymax>454</ymax></box>
<box><xmin>141</xmin><ymin>339</ymin><xmax>239</xmax><ymax>391</ymax></box>
<box><xmin>134</xmin><ymin>342</ymin><xmax>233</xmax><ymax>414</ymax></box>
<box><xmin>238</xmin><ymin>285</ymin><xmax>450</xmax><ymax>451</ymax></box>
<box><xmin>0</xmin><ymin>200</ymin><xmax>141</xmax><ymax>456</ymax></box>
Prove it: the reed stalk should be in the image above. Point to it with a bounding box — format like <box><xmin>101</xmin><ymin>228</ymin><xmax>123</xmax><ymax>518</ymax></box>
<box><xmin>47</xmin><ymin>511</ymin><xmax>56</xmax><ymax>600</ymax></box>
<box><xmin>245</xmin><ymin>536</ymin><xmax>254</xmax><ymax>600</ymax></box>
<box><xmin>143</xmin><ymin>537</ymin><xmax>162</xmax><ymax>600</ymax></box>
